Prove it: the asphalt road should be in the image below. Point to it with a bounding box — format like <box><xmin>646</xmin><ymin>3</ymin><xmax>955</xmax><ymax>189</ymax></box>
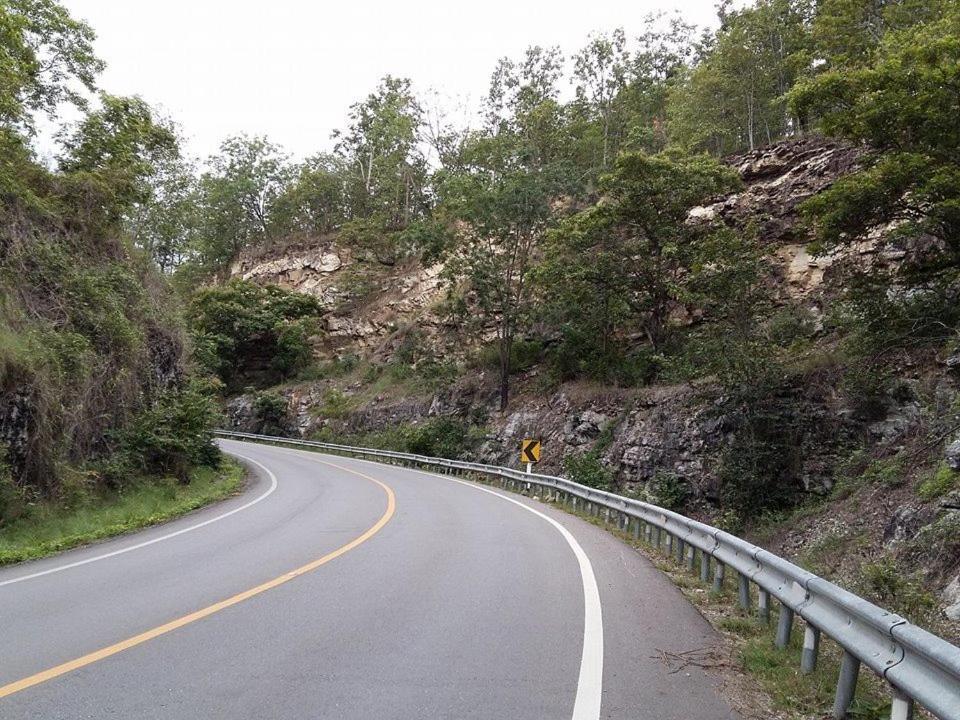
<box><xmin>0</xmin><ymin>439</ymin><xmax>740</xmax><ymax>719</ymax></box>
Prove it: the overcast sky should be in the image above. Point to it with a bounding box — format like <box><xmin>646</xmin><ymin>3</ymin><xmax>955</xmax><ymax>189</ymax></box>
<box><xmin>59</xmin><ymin>0</ymin><xmax>721</xmax><ymax>161</ymax></box>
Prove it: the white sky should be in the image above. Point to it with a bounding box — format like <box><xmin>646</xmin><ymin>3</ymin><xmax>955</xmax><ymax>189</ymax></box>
<box><xmin>59</xmin><ymin>0</ymin><xmax>721</xmax><ymax>162</ymax></box>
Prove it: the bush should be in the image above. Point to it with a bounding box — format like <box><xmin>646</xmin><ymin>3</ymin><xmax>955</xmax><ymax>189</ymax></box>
<box><xmin>475</xmin><ymin>339</ymin><xmax>544</xmax><ymax>375</ymax></box>
<box><xmin>0</xmin><ymin>453</ymin><xmax>26</xmax><ymax>526</ymax></box>
<box><xmin>546</xmin><ymin>329</ymin><xmax>659</xmax><ymax>387</ymax></box>
<box><xmin>716</xmin><ymin>409</ymin><xmax>805</xmax><ymax>516</ymax></box>
<box><xmin>563</xmin><ymin>452</ymin><xmax>612</xmax><ymax>490</ymax></box>
<box><xmin>403</xmin><ymin>418</ymin><xmax>473</xmax><ymax>459</ymax></box>
<box><xmin>649</xmin><ymin>470</ymin><xmax>690</xmax><ymax>510</ymax></box>
<box><xmin>765</xmin><ymin>305</ymin><xmax>818</xmax><ymax>347</ymax></box>
<box><xmin>253</xmin><ymin>392</ymin><xmax>289</xmax><ymax>435</ymax></box>
<box><xmin>187</xmin><ymin>279</ymin><xmax>322</xmax><ymax>391</ymax></box>
<box><xmin>917</xmin><ymin>463</ymin><xmax>958</xmax><ymax>501</ymax></box>
<box><xmin>109</xmin><ymin>380</ymin><xmax>222</xmax><ymax>484</ymax></box>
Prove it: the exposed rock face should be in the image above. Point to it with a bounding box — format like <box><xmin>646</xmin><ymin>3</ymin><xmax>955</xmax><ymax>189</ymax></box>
<box><xmin>231</xmin><ymin>245</ymin><xmax>346</xmax><ymax>306</ymax></box>
<box><xmin>696</xmin><ymin>136</ymin><xmax>863</xmax><ymax>246</ymax></box>
<box><xmin>0</xmin><ymin>386</ymin><xmax>35</xmax><ymax>485</ymax></box>
<box><xmin>946</xmin><ymin>436</ymin><xmax>960</xmax><ymax>472</ymax></box>
<box><xmin>943</xmin><ymin>575</ymin><xmax>960</xmax><ymax>621</ymax></box>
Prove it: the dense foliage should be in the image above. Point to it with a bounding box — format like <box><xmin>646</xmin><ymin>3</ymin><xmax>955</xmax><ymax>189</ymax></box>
<box><xmin>187</xmin><ymin>280</ymin><xmax>322</xmax><ymax>391</ymax></box>
<box><xmin>0</xmin><ymin>0</ymin><xmax>221</xmax><ymax>517</ymax></box>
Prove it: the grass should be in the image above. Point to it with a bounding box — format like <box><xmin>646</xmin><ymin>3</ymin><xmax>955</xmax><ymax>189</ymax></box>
<box><xmin>917</xmin><ymin>463</ymin><xmax>959</xmax><ymax>501</ymax></box>
<box><xmin>0</xmin><ymin>458</ymin><xmax>245</xmax><ymax>566</ymax></box>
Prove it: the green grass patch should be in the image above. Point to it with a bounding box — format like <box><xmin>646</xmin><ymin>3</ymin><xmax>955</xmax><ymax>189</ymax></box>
<box><xmin>0</xmin><ymin>458</ymin><xmax>245</xmax><ymax>566</ymax></box>
<box><xmin>917</xmin><ymin>463</ymin><xmax>958</xmax><ymax>501</ymax></box>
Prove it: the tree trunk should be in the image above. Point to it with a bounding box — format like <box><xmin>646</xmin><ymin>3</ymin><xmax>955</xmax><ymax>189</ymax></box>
<box><xmin>498</xmin><ymin>335</ymin><xmax>512</xmax><ymax>411</ymax></box>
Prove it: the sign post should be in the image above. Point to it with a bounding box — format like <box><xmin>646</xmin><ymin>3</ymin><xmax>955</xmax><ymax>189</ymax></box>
<box><xmin>520</xmin><ymin>439</ymin><xmax>541</xmax><ymax>474</ymax></box>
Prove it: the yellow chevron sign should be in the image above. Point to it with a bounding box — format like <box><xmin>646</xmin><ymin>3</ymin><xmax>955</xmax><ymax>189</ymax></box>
<box><xmin>520</xmin><ymin>439</ymin><xmax>541</xmax><ymax>464</ymax></box>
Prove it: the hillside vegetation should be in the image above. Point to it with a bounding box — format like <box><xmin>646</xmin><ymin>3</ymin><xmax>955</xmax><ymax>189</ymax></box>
<box><xmin>0</xmin><ymin>1</ymin><xmax>222</xmax><ymax>536</ymax></box>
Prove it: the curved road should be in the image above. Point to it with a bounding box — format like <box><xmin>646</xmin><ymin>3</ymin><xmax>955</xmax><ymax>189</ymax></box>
<box><xmin>0</xmin><ymin>439</ymin><xmax>739</xmax><ymax>719</ymax></box>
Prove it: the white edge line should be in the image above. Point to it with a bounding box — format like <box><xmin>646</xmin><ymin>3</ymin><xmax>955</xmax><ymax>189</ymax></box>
<box><xmin>275</xmin><ymin>445</ymin><xmax>604</xmax><ymax>720</ymax></box>
<box><xmin>445</xmin><ymin>476</ymin><xmax>605</xmax><ymax>720</ymax></box>
<box><xmin>0</xmin><ymin>449</ymin><xmax>278</xmax><ymax>588</ymax></box>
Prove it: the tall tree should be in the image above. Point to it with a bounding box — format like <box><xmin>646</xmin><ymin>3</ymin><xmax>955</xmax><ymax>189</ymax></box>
<box><xmin>540</xmin><ymin>151</ymin><xmax>747</xmax><ymax>359</ymax></box>
<box><xmin>571</xmin><ymin>28</ymin><xmax>630</xmax><ymax>172</ymax></box>
<box><xmin>0</xmin><ymin>0</ymin><xmax>102</xmax><ymax>130</ymax></box>
<box><xmin>668</xmin><ymin>0</ymin><xmax>812</xmax><ymax>153</ymax></box>
<box><xmin>58</xmin><ymin>93</ymin><xmax>180</xmax><ymax>218</ymax></box>
<box><xmin>441</xmin><ymin>132</ymin><xmax>558</xmax><ymax>410</ymax></box>
<box><xmin>273</xmin><ymin>153</ymin><xmax>348</xmax><ymax>237</ymax></box>
<box><xmin>333</xmin><ymin>76</ymin><xmax>427</xmax><ymax>230</ymax></box>
<box><xmin>790</xmin><ymin>4</ymin><xmax>960</xmax><ymax>274</ymax></box>
<box><xmin>189</xmin><ymin>135</ymin><xmax>291</xmax><ymax>271</ymax></box>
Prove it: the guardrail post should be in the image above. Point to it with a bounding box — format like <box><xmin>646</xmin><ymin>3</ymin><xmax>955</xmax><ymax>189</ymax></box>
<box><xmin>675</xmin><ymin>538</ymin><xmax>685</xmax><ymax>564</ymax></box>
<box><xmin>632</xmin><ymin>518</ymin><xmax>641</xmax><ymax>540</ymax></box>
<box><xmin>653</xmin><ymin>526</ymin><xmax>661</xmax><ymax>548</ymax></box>
<box><xmin>603</xmin><ymin>507</ymin><xmax>611</xmax><ymax>524</ymax></box>
<box><xmin>700</xmin><ymin>553</ymin><xmax>710</xmax><ymax>583</ymax></box>
<box><xmin>889</xmin><ymin>687</ymin><xmax>914</xmax><ymax>720</ymax></box>
<box><xmin>801</xmin><ymin>624</ymin><xmax>820</xmax><ymax>673</ymax></box>
<box><xmin>738</xmin><ymin>573</ymin><xmax>751</xmax><ymax>610</ymax></box>
<box><xmin>713</xmin><ymin>562</ymin><xmax>725</xmax><ymax>592</ymax></box>
<box><xmin>685</xmin><ymin>545</ymin><xmax>695</xmax><ymax>572</ymax></box>
<box><xmin>758</xmin><ymin>589</ymin><xmax>771</xmax><ymax>624</ymax></box>
<box><xmin>665</xmin><ymin>533</ymin><xmax>673</xmax><ymax>554</ymax></box>
<box><xmin>775</xmin><ymin>605</ymin><xmax>793</xmax><ymax>648</ymax></box>
<box><xmin>832</xmin><ymin>650</ymin><xmax>861</xmax><ymax>719</ymax></box>
<box><xmin>572</xmin><ymin>496</ymin><xmax>578</xmax><ymax>511</ymax></box>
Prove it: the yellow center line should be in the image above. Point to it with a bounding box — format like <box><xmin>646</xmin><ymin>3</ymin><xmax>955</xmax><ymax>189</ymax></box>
<box><xmin>0</xmin><ymin>459</ymin><xmax>396</xmax><ymax>700</ymax></box>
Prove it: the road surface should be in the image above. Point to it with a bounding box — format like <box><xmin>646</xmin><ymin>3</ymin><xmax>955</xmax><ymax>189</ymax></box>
<box><xmin>0</xmin><ymin>439</ymin><xmax>740</xmax><ymax>719</ymax></box>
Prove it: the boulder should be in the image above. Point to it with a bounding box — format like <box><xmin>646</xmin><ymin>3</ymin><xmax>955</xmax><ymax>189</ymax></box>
<box><xmin>946</xmin><ymin>436</ymin><xmax>960</xmax><ymax>472</ymax></box>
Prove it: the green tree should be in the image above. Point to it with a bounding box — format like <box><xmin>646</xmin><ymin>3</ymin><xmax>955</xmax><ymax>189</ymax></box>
<box><xmin>668</xmin><ymin>0</ymin><xmax>812</xmax><ymax>153</ymax></box>
<box><xmin>334</xmin><ymin>76</ymin><xmax>427</xmax><ymax>230</ymax></box>
<box><xmin>187</xmin><ymin>280</ymin><xmax>321</xmax><ymax>391</ymax></box>
<box><xmin>57</xmin><ymin>93</ymin><xmax>180</xmax><ymax>220</ymax></box>
<box><xmin>190</xmin><ymin>135</ymin><xmax>292</xmax><ymax>271</ymax></box>
<box><xmin>540</xmin><ymin>152</ymin><xmax>749</xmax><ymax>368</ymax></box>
<box><xmin>127</xmin><ymin>153</ymin><xmax>197</xmax><ymax>272</ymax></box>
<box><xmin>273</xmin><ymin>153</ymin><xmax>348</xmax><ymax>236</ymax></box>
<box><xmin>442</xmin><ymin>133</ymin><xmax>557</xmax><ymax>410</ymax></box>
<box><xmin>571</xmin><ymin>29</ymin><xmax>630</xmax><ymax>174</ymax></box>
<box><xmin>790</xmin><ymin>5</ymin><xmax>960</xmax><ymax>274</ymax></box>
<box><xmin>810</xmin><ymin>0</ymin><xmax>946</xmax><ymax>69</ymax></box>
<box><xmin>0</xmin><ymin>0</ymin><xmax>102</xmax><ymax>130</ymax></box>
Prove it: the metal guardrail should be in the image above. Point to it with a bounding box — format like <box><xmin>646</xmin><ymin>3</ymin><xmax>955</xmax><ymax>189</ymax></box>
<box><xmin>216</xmin><ymin>430</ymin><xmax>960</xmax><ymax>720</ymax></box>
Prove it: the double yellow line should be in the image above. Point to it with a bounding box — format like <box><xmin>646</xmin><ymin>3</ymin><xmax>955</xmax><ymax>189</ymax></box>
<box><xmin>0</xmin><ymin>460</ymin><xmax>396</xmax><ymax>700</ymax></box>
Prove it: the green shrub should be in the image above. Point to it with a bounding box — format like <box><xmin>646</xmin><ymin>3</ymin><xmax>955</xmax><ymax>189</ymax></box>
<box><xmin>0</xmin><ymin>453</ymin><xmax>27</xmax><ymax>526</ymax></box>
<box><xmin>109</xmin><ymin>380</ymin><xmax>222</xmax><ymax>483</ymax></box>
<box><xmin>917</xmin><ymin>463</ymin><xmax>958</xmax><ymax>501</ymax></box>
<box><xmin>253</xmin><ymin>392</ymin><xmax>289</xmax><ymax>435</ymax></box>
<box><xmin>403</xmin><ymin>418</ymin><xmax>473</xmax><ymax>459</ymax></box>
<box><xmin>563</xmin><ymin>452</ymin><xmax>612</xmax><ymax>490</ymax></box>
<box><xmin>858</xmin><ymin>560</ymin><xmax>937</xmax><ymax>625</ymax></box>
<box><xmin>717</xmin><ymin>414</ymin><xmax>804</xmax><ymax>515</ymax></box>
<box><xmin>649</xmin><ymin>470</ymin><xmax>690</xmax><ymax>510</ymax></box>
<box><xmin>766</xmin><ymin>306</ymin><xmax>817</xmax><ymax>347</ymax></box>
<box><xmin>475</xmin><ymin>339</ymin><xmax>544</xmax><ymax>375</ymax></box>
<box><xmin>187</xmin><ymin>279</ymin><xmax>322</xmax><ymax>390</ymax></box>
<box><xmin>319</xmin><ymin>389</ymin><xmax>352</xmax><ymax>419</ymax></box>
<box><xmin>272</xmin><ymin>318</ymin><xmax>316</xmax><ymax>378</ymax></box>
